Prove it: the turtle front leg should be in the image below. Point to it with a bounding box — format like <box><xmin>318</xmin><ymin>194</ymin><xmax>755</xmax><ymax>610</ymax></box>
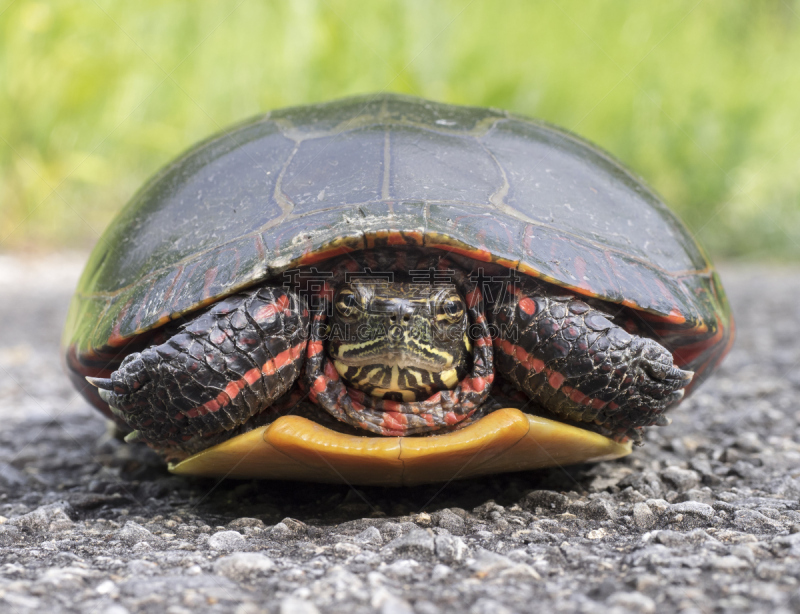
<box><xmin>492</xmin><ymin>280</ymin><xmax>693</xmax><ymax>443</ymax></box>
<box><xmin>88</xmin><ymin>287</ymin><xmax>308</xmax><ymax>459</ymax></box>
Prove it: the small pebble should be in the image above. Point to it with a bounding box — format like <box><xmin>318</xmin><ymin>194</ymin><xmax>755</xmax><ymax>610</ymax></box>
<box><xmin>208</xmin><ymin>530</ymin><xmax>246</xmax><ymax>552</ymax></box>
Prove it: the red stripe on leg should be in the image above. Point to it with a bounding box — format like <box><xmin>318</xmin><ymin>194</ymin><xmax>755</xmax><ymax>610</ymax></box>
<box><xmin>311</xmin><ymin>376</ymin><xmax>328</xmax><ymax>397</ymax></box>
<box><xmin>568</xmin><ymin>387</ymin><xmax>587</xmax><ymax>404</ymax></box>
<box><xmin>518</xmin><ymin>297</ymin><xmax>537</xmax><ymax>315</ymax></box>
<box><xmin>324</xmin><ymin>360</ymin><xmax>340</xmax><ymax>381</ymax></box>
<box><xmin>444</xmin><ymin>411</ymin><xmax>460</xmax><ymax>425</ymax></box>
<box><xmin>547</xmin><ymin>370</ymin><xmax>565</xmax><ymax>391</ymax></box>
<box><xmin>382</xmin><ymin>411</ymin><xmax>407</xmax><ymax>432</ymax></box>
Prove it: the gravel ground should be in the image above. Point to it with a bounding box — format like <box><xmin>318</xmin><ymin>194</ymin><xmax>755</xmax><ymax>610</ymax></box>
<box><xmin>1</xmin><ymin>254</ymin><xmax>799</xmax><ymax>614</ymax></box>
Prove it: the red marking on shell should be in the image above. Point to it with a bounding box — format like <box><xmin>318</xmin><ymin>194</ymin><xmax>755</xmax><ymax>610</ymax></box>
<box><xmin>160</xmin><ymin>266</ymin><xmax>182</xmax><ymax>308</ymax></box>
<box><xmin>574</xmin><ymin>256</ymin><xmax>589</xmax><ymax>290</ymax></box>
<box><xmin>427</xmin><ymin>241</ymin><xmax>493</xmax><ymax>264</ymax></box>
<box><xmin>107</xmin><ymin>298</ymin><xmax>135</xmax><ymax>347</ymax></box>
<box><xmin>298</xmin><ymin>244</ymin><xmax>358</xmax><ymax>265</ymax></box>
<box><xmin>518</xmin><ymin>297</ymin><xmax>537</xmax><ymax>316</ymax></box>
<box><xmin>591</xmin><ymin>398</ymin><xmax>607</xmax><ymax>410</ymax></box>
<box><xmin>672</xmin><ymin>324</ymin><xmax>724</xmax><ymax>367</ymax></box>
<box><xmin>365</xmin><ymin>230</ymin><xmax>416</xmax><ymax>250</ymax></box>
<box><xmin>653</xmin><ymin>276</ymin><xmax>678</xmax><ymax>307</ymax></box>
<box><xmin>404</xmin><ymin>231</ymin><xmax>424</xmax><ymax>245</ymax></box>
<box><xmin>254</xmin><ymin>234</ymin><xmax>267</xmax><ymax>261</ymax></box>
<box><xmin>133</xmin><ymin>282</ymin><xmax>155</xmax><ymax>332</ymax></box>
<box><xmin>202</xmin><ymin>267</ymin><xmax>218</xmax><ymax>300</ymax></box>
<box><xmin>387</xmin><ymin>232</ymin><xmax>408</xmax><ymax>246</ymax></box>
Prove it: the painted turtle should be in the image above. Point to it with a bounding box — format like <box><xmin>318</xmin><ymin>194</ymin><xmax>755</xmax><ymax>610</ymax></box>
<box><xmin>63</xmin><ymin>94</ymin><xmax>734</xmax><ymax>485</ymax></box>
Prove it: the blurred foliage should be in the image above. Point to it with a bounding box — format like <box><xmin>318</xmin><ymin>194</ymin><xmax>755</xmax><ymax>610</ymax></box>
<box><xmin>1</xmin><ymin>0</ymin><xmax>800</xmax><ymax>259</ymax></box>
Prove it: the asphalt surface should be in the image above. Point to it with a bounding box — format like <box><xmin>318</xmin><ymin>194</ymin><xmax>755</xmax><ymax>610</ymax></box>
<box><xmin>0</xmin><ymin>254</ymin><xmax>799</xmax><ymax>614</ymax></box>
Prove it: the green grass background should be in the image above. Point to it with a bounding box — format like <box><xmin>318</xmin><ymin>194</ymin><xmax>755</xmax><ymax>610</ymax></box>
<box><xmin>2</xmin><ymin>0</ymin><xmax>800</xmax><ymax>260</ymax></box>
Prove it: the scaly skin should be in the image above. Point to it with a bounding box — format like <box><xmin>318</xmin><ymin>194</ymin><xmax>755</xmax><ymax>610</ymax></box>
<box><xmin>91</xmin><ymin>288</ymin><xmax>308</xmax><ymax>457</ymax></box>
<box><xmin>89</xmin><ymin>252</ymin><xmax>692</xmax><ymax>459</ymax></box>
<box><xmin>492</xmin><ymin>279</ymin><xmax>692</xmax><ymax>442</ymax></box>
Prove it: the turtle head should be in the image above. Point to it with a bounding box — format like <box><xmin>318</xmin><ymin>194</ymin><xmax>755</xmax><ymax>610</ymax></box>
<box><xmin>327</xmin><ymin>279</ymin><xmax>470</xmax><ymax>402</ymax></box>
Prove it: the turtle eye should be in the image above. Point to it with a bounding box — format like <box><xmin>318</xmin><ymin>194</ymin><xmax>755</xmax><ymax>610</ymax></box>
<box><xmin>435</xmin><ymin>297</ymin><xmax>464</xmax><ymax>324</ymax></box>
<box><xmin>335</xmin><ymin>290</ymin><xmax>359</xmax><ymax>318</ymax></box>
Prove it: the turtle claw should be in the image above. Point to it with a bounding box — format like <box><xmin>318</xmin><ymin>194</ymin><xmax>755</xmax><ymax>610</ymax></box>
<box><xmin>85</xmin><ymin>376</ymin><xmax>114</xmax><ymax>390</ymax></box>
<box><xmin>656</xmin><ymin>414</ymin><xmax>673</xmax><ymax>427</ymax></box>
<box><xmin>124</xmin><ymin>430</ymin><xmax>145</xmax><ymax>444</ymax></box>
<box><xmin>86</xmin><ymin>376</ymin><xmax>133</xmax><ymax>397</ymax></box>
<box><xmin>668</xmin><ymin>367</ymin><xmax>694</xmax><ymax>382</ymax></box>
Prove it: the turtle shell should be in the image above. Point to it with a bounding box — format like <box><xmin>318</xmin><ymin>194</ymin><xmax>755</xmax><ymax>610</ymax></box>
<box><xmin>63</xmin><ymin>93</ymin><xmax>734</xmax><ymax>425</ymax></box>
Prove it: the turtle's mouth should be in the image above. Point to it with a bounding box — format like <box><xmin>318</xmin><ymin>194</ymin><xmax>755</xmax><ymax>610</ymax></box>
<box><xmin>326</xmin><ymin>279</ymin><xmax>470</xmax><ymax>401</ymax></box>
<box><xmin>330</xmin><ymin>343</ymin><xmax>460</xmax><ymax>371</ymax></box>
<box><xmin>331</xmin><ymin>360</ymin><xmax>464</xmax><ymax>402</ymax></box>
